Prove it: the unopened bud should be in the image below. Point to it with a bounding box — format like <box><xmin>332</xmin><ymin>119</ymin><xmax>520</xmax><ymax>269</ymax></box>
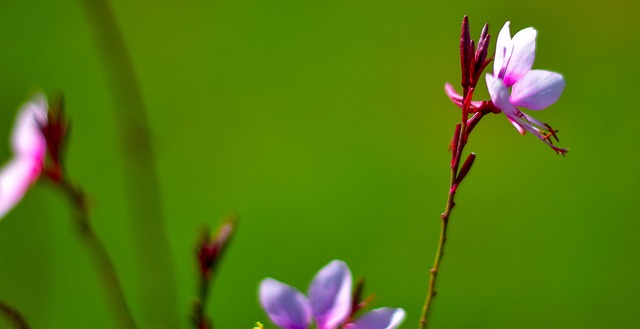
<box><xmin>473</xmin><ymin>23</ymin><xmax>491</xmax><ymax>84</ymax></box>
<box><xmin>450</xmin><ymin>123</ymin><xmax>462</xmax><ymax>167</ymax></box>
<box><xmin>197</xmin><ymin>215</ymin><xmax>237</xmax><ymax>278</ymax></box>
<box><xmin>456</xmin><ymin>152</ymin><xmax>476</xmax><ymax>185</ymax></box>
<box><xmin>460</xmin><ymin>16</ymin><xmax>472</xmax><ymax>89</ymax></box>
<box><xmin>40</xmin><ymin>96</ymin><xmax>70</xmax><ymax>183</ymax></box>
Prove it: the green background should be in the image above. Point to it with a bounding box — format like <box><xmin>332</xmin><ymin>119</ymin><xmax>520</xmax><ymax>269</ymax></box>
<box><xmin>0</xmin><ymin>0</ymin><xmax>638</xmax><ymax>328</ymax></box>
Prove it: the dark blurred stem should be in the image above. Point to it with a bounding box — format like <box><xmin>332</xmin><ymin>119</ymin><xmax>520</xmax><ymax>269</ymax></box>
<box><xmin>419</xmin><ymin>88</ymin><xmax>477</xmax><ymax>329</ymax></box>
<box><xmin>79</xmin><ymin>0</ymin><xmax>178</xmax><ymax>326</ymax></box>
<box><xmin>0</xmin><ymin>301</ymin><xmax>30</xmax><ymax>329</ymax></box>
<box><xmin>194</xmin><ymin>275</ymin><xmax>212</xmax><ymax>329</ymax></box>
<box><xmin>57</xmin><ymin>179</ymin><xmax>137</xmax><ymax>329</ymax></box>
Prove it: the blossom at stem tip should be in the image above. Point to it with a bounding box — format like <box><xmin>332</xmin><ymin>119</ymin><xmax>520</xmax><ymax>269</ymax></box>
<box><xmin>487</xmin><ymin>22</ymin><xmax>567</xmax><ymax>154</ymax></box>
<box><xmin>445</xmin><ymin>20</ymin><xmax>568</xmax><ymax>155</ymax></box>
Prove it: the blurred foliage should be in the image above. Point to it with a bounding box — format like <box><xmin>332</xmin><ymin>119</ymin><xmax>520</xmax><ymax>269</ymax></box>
<box><xmin>0</xmin><ymin>0</ymin><xmax>639</xmax><ymax>328</ymax></box>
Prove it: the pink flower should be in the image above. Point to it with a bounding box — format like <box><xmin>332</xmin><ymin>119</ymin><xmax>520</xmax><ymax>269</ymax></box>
<box><xmin>486</xmin><ymin>22</ymin><xmax>567</xmax><ymax>154</ymax></box>
<box><xmin>0</xmin><ymin>94</ymin><xmax>48</xmax><ymax>218</ymax></box>
<box><xmin>259</xmin><ymin>260</ymin><xmax>405</xmax><ymax>329</ymax></box>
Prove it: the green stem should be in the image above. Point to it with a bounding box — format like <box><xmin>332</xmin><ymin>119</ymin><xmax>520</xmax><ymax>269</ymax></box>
<box><xmin>78</xmin><ymin>0</ymin><xmax>178</xmax><ymax>325</ymax></box>
<box><xmin>419</xmin><ymin>88</ymin><xmax>475</xmax><ymax>329</ymax></box>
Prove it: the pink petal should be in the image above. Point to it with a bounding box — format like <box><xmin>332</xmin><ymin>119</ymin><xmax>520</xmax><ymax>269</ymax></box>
<box><xmin>485</xmin><ymin>73</ymin><xmax>518</xmax><ymax>117</ymax></box>
<box><xmin>444</xmin><ymin>83</ymin><xmax>464</xmax><ymax>105</ymax></box>
<box><xmin>493</xmin><ymin>21</ymin><xmax>513</xmax><ymax>78</ymax></box>
<box><xmin>308</xmin><ymin>260</ymin><xmax>352</xmax><ymax>329</ymax></box>
<box><xmin>503</xmin><ymin>27</ymin><xmax>537</xmax><ymax>87</ymax></box>
<box><xmin>260</xmin><ymin>278</ymin><xmax>312</xmax><ymax>329</ymax></box>
<box><xmin>343</xmin><ymin>308</ymin><xmax>406</xmax><ymax>329</ymax></box>
<box><xmin>444</xmin><ymin>83</ymin><xmax>483</xmax><ymax>109</ymax></box>
<box><xmin>11</xmin><ymin>94</ymin><xmax>47</xmax><ymax>161</ymax></box>
<box><xmin>0</xmin><ymin>157</ymin><xmax>42</xmax><ymax>219</ymax></box>
<box><xmin>509</xmin><ymin>70</ymin><xmax>565</xmax><ymax>110</ymax></box>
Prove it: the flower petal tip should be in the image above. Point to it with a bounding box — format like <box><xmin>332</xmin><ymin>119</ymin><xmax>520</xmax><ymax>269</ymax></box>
<box><xmin>510</xmin><ymin>70</ymin><xmax>565</xmax><ymax>110</ymax></box>
<box><xmin>0</xmin><ymin>94</ymin><xmax>49</xmax><ymax>219</ymax></box>
<box><xmin>343</xmin><ymin>308</ymin><xmax>406</xmax><ymax>329</ymax></box>
<box><xmin>11</xmin><ymin>94</ymin><xmax>48</xmax><ymax>160</ymax></box>
<box><xmin>444</xmin><ymin>83</ymin><xmax>462</xmax><ymax>103</ymax></box>
<box><xmin>260</xmin><ymin>278</ymin><xmax>312</xmax><ymax>329</ymax></box>
<box><xmin>309</xmin><ymin>260</ymin><xmax>352</xmax><ymax>329</ymax></box>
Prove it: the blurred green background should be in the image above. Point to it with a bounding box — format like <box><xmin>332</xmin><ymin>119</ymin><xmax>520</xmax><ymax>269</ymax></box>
<box><xmin>1</xmin><ymin>0</ymin><xmax>639</xmax><ymax>328</ymax></box>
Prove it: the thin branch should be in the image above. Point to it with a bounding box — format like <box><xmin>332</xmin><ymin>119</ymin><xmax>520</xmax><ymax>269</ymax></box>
<box><xmin>192</xmin><ymin>217</ymin><xmax>237</xmax><ymax>329</ymax></box>
<box><xmin>57</xmin><ymin>179</ymin><xmax>137</xmax><ymax>329</ymax></box>
<box><xmin>419</xmin><ymin>16</ymin><xmax>491</xmax><ymax>328</ymax></box>
<box><xmin>0</xmin><ymin>301</ymin><xmax>30</xmax><ymax>329</ymax></box>
<box><xmin>419</xmin><ymin>87</ymin><xmax>477</xmax><ymax>329</ymax></box>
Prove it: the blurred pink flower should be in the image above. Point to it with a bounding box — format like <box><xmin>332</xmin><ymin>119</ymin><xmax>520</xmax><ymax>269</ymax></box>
<box><xmin>0</xmin><ymin>94</ymin><xmax>48</xmax><ymax>218</ymax></box>
<box><xmin>486</xmin><ymin>22</ymin><xmax>567</xmax><ymax>154</ymax></box>
<box><xmin>259</xmin><ymin>260</ymin><xmax>405</xmax><ymax>329</ymax></box>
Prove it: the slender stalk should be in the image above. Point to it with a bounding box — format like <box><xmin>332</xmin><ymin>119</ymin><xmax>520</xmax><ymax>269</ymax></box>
<box><xmin>57</xmin><ymin>179</ymin><xmax>137</xmax><ymax>329</ymax></box>
<box><xmin>0</xmin><ymin>301</ymin><xmax>30</xmax><ymax>329</ymax></box>
<box><xmin>78</xmin><ymin>0</ymin><xmax>178</xmax><ymax>325</ymax></box>
<box><xmin>419</xmin><ymin>207</ymin><xmax>449</xmax><ymax>329</ymax></box>
<box><xmin>193</xmin><ymin>272</ymin><xmax>213</xmax><ymax>329</ymax></box>
<box><xmin>192</xmin><ymin>218</ymin><xmax>237</xmax><ymax>329</ymax></box>
<box><xmin>419</xmin><ymin>17</ymin><xmax>493</xmax><ymax>328</ymax></box>
<box><xmin>419</xmin><ymin>87</ymin><xmax>478</xmax><ymax>329</ymax></box>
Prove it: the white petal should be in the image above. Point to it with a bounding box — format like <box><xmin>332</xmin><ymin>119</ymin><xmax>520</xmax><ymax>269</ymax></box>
<box><xmin>11</xmin><ymin>94</ymin><xmax>47</xmax><ymax>160</ymax></box>
<box><xmin>508</xmin><ymin>117</ymin><xmax>526</xmax><ymax>135</ymax></box>
<box><xmin>486</xmin><ymin>73</ymin><xmax>518</xmax><ymax>117</ymax></box>
<box><xmin>503</xmin><ymin>27</ymin><xmax>537</xmax><ymax>86</ymax></box>
<box><xmin>344</xmin><ymin>308</ymin><xmax>406</xmax><ymax>329</ymax></box>
<box><xmin>259</xmin><ymin>278</ymin><xmax>312</xmax><ymax>329</ymax></box>
<box><xmin>308</xmin><ymin>260</ymin><xmax>352</xmax><ymax>329</ymax></box>
<box><xmin>510</xmin><ymin>70</ymin><xmax>565</xmax><ymax>110</ymax></box>
<box><xmin>493</xmin><ymin>22</ymin><xmax>512</xmax><ymax>78</ymax></box>
<box><xmin>0</xmin><ymin>157</ymin><xmax>41</xmax><ymax>219</ymax></box>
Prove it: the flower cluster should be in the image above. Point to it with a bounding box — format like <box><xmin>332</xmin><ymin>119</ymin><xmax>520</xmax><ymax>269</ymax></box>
<box><xmin>259</xmin><ymin>260</ymin><xmax>405</xmax><ymax>329</ymax></box>
<box><xmin>446</xmin><ymin>21</ymin><xmax>567</xmax><ymax>154</ymax></box>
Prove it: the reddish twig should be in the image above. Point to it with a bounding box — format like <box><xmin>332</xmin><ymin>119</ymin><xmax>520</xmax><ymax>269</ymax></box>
<box><xmin>56</xmin><ymin>178</ymin><xmax>137</xmax><ymax>328</ymax></box>
<box><xmin>40</xmin><ymin>97</ymin><xmax>136</xmax><ymax>328</ymax></box>
<box><xmin>419</xmin><ymin>16</ymin><xmax>491</xmax><ymax>329</ymax></box>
